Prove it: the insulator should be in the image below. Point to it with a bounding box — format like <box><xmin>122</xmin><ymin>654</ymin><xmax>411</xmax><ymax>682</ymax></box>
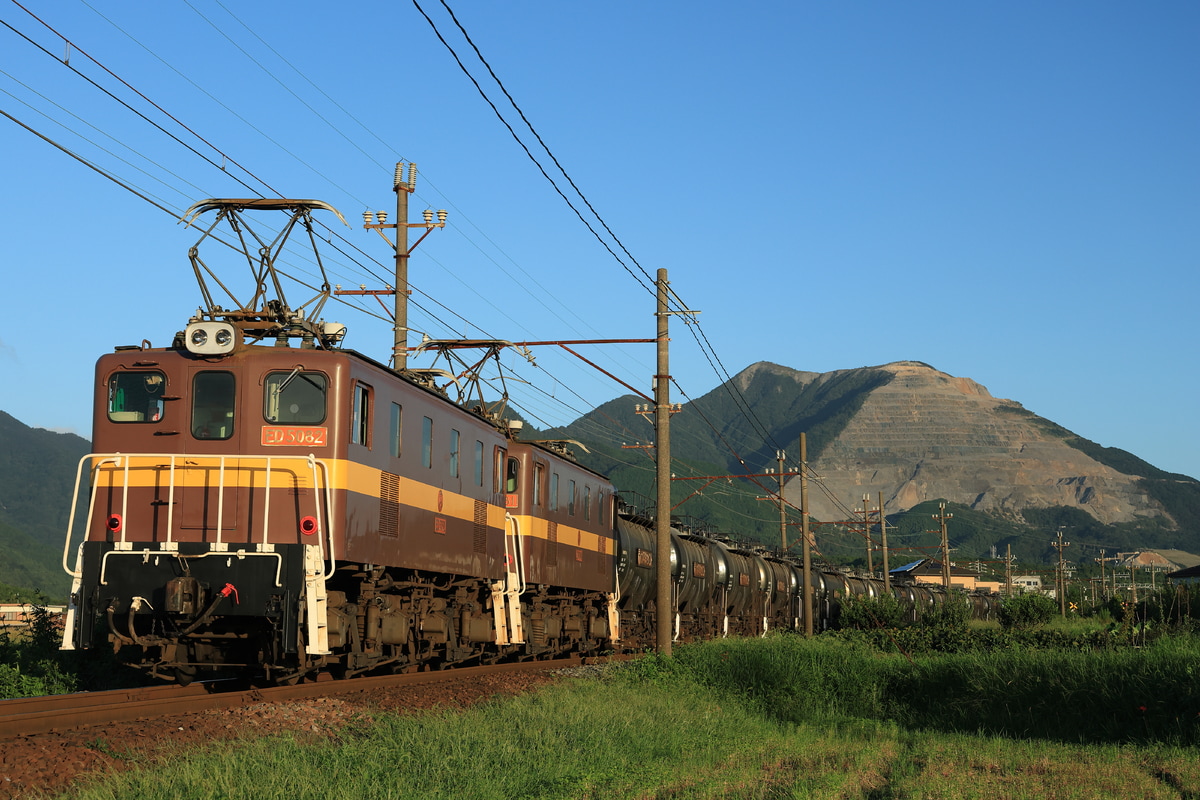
<box><xmin>394</xmin><ymin>162</ymin><xmax>405</xmax><ymax>188</ymax></box>
<box><xmin>437</xmin><ymin>209</ymin><xmax>447</xmax><ymax>223</ymax></box>
<box><xmin>423</xmin><ymin>209</ymin><xmax>433</xmax><ymax>224</ymax></box>
<box><xmin>377</xmin><ymin>210</ymin><xmax>388</xmax><ymax>224</ymax></box>
<box><xmin>362</xmin><ymin>210</ymin><xmax>372</xmax><ymax>224</ymax></box>
<box><xmin>407</xmin><ymin>162</ymin><xmax>417</xmax><ymax>189</ymax></box>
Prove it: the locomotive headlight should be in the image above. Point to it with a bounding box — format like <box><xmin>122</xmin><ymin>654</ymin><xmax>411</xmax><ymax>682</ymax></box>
<box><xmin>185</xmin><ymin>322</ymin><xmax>237</xmax><ymax>355</ymax></box>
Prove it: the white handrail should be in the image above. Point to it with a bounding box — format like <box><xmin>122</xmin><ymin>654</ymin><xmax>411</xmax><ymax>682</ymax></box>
<box><xmin>62</xmin><ymin>453</ymin><xmax>334</xmax><ymax>574</ymax></box>
<box><xmin>165</xmin><ymin>456</ymin><xmax>176</xmax><ymax>548</ymax></box>
<box><xmin>307</xmin><ymin>455</ymin><xmax>337</xmax><ymax>579</ymax></box>
<box><xmin>61</xmin><ymin>454</ymin><xmax>121</xmax><ymax>576</ymax></box>
<box><xmin>216</xmin><ymin>455</ymin><xmax>226</xmax><ymax>545</ymax></box>
<box><xmin>262</xmin><ymin>455</ymin><xmax>273</xmax><ymax>546</ymax></box>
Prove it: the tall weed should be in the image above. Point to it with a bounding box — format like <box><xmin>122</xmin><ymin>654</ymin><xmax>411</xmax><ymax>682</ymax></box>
<box><xmin>667</xmin><ymin>633</ymin><xmax>1200</xmax><ymax>746</ymax></box>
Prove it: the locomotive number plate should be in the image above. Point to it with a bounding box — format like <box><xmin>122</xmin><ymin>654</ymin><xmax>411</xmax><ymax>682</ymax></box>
<box><xmin>261</xmin><ymin>426</ymin><xmax>329</xmax><ymax>446</ymax></box>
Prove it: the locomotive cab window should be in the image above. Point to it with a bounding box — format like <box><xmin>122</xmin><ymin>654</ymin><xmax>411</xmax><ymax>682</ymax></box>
<box><xmin>389</xmin><ymin>403</ymin><xmax>402</xmax><ymax>458</ymax></box>
<box><xmin>533</xmin><ymin>462</ymin><xmax>545</xmax><ymax>506</ymax></box>
<box><xmin>473</xmin><ymin>441</ymin><xmax>484</xmax><ymax>486</ymax></box>
<box><xmin>449</xmin><ymin>429</ymin><xmax>460</xmax><ymax>478</ymax></box>
<box><xmin>493</xmin><ymin>447</ymin><xmax>506</xmax><ymax>493</ymax></box>
<box><xmin>264</xmin><ymin>369</ymin><xmax>327</xmax><ymax>424</ymax></box>
<box><xmin>107</xmin><ymin>371</ymin><xmax>166</xmax><ymax>423</ymax></box>
<box><xmin>351</xmin><ymin>383</ymin><xmax>371</xmax><ymax>446</ymax></box>
<box><xmin>505</xmin><ymin>457</ymin><xmax>520</xmax><ymax>494</ymax></box>
<box><xmin>422</xmin><ymin>416</ymin><xmax>433</xmax><ymax>468</ymax></box>
<box><xmin>191</xmin><ymin>371</ymin><xmax>235</xmax><ymax>440</ymax></box>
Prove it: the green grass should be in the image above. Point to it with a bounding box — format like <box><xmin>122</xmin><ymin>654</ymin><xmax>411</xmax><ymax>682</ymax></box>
<box><xmin>58</xmin><ymin>634</ymin><xmax>1200</xmax><ymax>799</ymax></box>
<box><xmin>672</xmin><ymin>632</ymin><xmax>1200</xmax><ymax>745</ymax></box>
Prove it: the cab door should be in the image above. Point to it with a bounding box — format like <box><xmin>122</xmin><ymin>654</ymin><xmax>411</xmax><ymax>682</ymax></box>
<box><xmin>180</xmin><ymin>368</ymin><xmax>241</xmax><ymax>537</ymax></box>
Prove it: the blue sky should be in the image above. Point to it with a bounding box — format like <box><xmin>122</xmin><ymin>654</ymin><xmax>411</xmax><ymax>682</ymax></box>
<box><xmin>1</xmin><ymin>1</ymin><xmax>1197</xmax><ymax>479</ymax></box>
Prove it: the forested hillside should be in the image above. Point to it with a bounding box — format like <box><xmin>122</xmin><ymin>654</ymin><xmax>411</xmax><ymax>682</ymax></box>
<box><xmin>0</xmin><ymin>411</ymin><xmax>89</xmax><ymax>597</ymax></box>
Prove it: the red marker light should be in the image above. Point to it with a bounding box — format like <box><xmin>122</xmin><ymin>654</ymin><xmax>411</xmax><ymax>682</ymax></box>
<box><xmin>300</xmin><ymin>516</ymin><xmax>318</xmax><ymax>536</ymax></box>
<box><xmin>107</xmin><ymin>514</ymin><xmax>123</xmax><ymax>534</ymax></box>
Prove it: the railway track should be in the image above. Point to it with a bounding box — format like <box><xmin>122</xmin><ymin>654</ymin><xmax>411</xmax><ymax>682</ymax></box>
<box><xmin>0</xmin><ymin>657</ymin><xmax>604</xmax><ymax>740</ymax></box>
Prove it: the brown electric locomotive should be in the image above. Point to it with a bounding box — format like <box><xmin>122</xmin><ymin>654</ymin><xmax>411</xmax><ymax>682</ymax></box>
<box><xmin>60</xmin><ymin>199</ymin><xmax>625</xmax><ymax>683</ymax></box>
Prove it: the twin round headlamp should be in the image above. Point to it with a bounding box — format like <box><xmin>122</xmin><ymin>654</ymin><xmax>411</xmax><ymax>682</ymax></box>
<box><xmin>185</xmin><ymin>322</ymin><xmax>237</xmax><ymax>355</ymax></box>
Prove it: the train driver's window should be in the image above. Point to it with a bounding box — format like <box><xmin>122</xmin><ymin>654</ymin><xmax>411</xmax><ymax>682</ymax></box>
<box><xmin>493</xmin><ymin>447</ymin><xmax>506</xmax><ymax>493</ymax></box>
<box><xmin>421</xmin><ymin>416</ymin><xmax>433</xmax><ymax>467</ymax></box>
<box><xmin>352</xmin><ymin>383</ymin><xmax>372</xmax><ymax>446</ymax></box>
<box><xmin>533</xmin><ymin>463</ymin><xmax>544</xmax><ymax>506</ymax></box>
<box><xmin>264</xmin><ymin>370</ymin><xmax>327</xmax><ymax>424</ymax></box>
<box><xmin>505</xmin><ymin>457</ymin><xmax>520</xmax><ymax>494</ymax></box>
<box><xmin>191</xmin><ymin>371</ymin><xmax>235</xmax><ymax>440</ymax></box>
<box><xmin>107</xmin><ymin>371</ymin><xmax>166</xmax><ymax>423</ymax></box>
<box><xmin>389</xmin><ymin>403</ymin><xmax>402</xmax><ymax>458</ymax></box>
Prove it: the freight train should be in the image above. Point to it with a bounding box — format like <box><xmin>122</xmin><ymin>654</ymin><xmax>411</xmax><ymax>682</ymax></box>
<box><xmin>61</xmin><ymin>197</ymin><xmax>993</xmax><ymax>685</ymax></box>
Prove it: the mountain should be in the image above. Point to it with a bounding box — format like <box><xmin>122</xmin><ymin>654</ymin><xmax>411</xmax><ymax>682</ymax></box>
<box><xmin>795</xmin><ymin>361</ymin><xmax>1187</xmax><ymax>524</ymax></box>
<box><xmin>0</xmin><ymin>411</ymin><xmax>91</xmax><ymax>597</ymax></box>
<box><xmin>541</xmin><ymin>361</ymin><xmax>1200</xmax><ymax>565</ymax></box>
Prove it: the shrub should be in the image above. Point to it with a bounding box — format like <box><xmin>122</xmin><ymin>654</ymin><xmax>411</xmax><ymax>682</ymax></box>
<box><xmin>920</xmin><ymin>594</ymin><xmax>971</xmax><ymax>630</ymax></box>
<box><xmin>0</xmin><ymin>605</ymin><xmax>78</xmax><ymax>698</ymax></box>
<box><xmin>997</xmin><ymin>592</ymin><xmax>1056</xmax><ymax>630</ymax></box>
<box><xmin>836</xmin><ymin>593</ymin><xmax>908</xmax><ymax>630</ymax></box>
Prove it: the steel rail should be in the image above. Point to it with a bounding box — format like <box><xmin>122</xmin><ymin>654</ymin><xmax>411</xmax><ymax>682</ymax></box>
<box><xmin>0</xmin><ymin>656</ymin><xmax>617</xmax><ymax>740</ymax></box>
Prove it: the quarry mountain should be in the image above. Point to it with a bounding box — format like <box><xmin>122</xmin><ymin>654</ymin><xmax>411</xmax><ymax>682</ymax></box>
<box><xmin>540</xmin><ymin>361</ymin><xmax>1200</xmax><ymax>567</ymax></box>
<box><xmin>2</xmin><ymin>361</ymin><xmax>1198</xmax><ymax>597</ymax></box>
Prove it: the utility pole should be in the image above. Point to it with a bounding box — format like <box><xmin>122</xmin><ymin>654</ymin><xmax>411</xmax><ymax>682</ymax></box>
<box><xmin>1095</xmin><ymin>549</ymin><xmax>1119</xmax><ymax>602</ymax></box>
<box><xmin>1051</xmin><ymin>528</ymin><xmax>1070</xmax><ymax>616</ymax></box>
<box><xmin>349</xmin><ymin>162</ymin><xmax>446</xmax><ymax>371</ymax></box>
<box><xmin>1003</xmin><ymin>542</ymin><xmax>1012</xmax><ymax>597</ymax></box>
<box><xmin>800</xmin><ymin>433</ymin><xmax>813</xmax><ymax>637</ymax></box>
<box><xmin>776</xmin><ymin>450</ymin><xmax>788</xmax><ymax>550</ymax></box>
<box><xmin>654</xmin><ymin>269</ymin><xmax>673</xmax><ymax>656</ymax></box>
<box><xmin>392</xmin><ymin>162</ymin><xmax>413</xmax><ymax>370</ymax></box>
<box><xmin>878</xmin><ymin>491</ymin><xmax>890</xmax><ymax>592</ymax></box>
<box><xmin>933</xmin><ymin>502</ymin><xmax>953</xmax><ymax>588</ymax></box>
<box><xmin>861</xmin><ymin>495</ymin><xmax>874</xmax><ymax>573</ymax></box>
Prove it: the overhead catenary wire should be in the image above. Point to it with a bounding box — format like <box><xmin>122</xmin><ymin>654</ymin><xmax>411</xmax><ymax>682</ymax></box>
<box><xmin>6</xmin><ymin>1</ymin><xmax>643</xmax><ymax>401</ymax></box>
<box><xmin>412</xmin><ymin>0</ymin><xmax>799</xmax><ymax>464</ymax></box>
<box><xmin>5</xmin><ymin>1</ymin><xmax>833</xmax><ymax>542</ymax></box>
